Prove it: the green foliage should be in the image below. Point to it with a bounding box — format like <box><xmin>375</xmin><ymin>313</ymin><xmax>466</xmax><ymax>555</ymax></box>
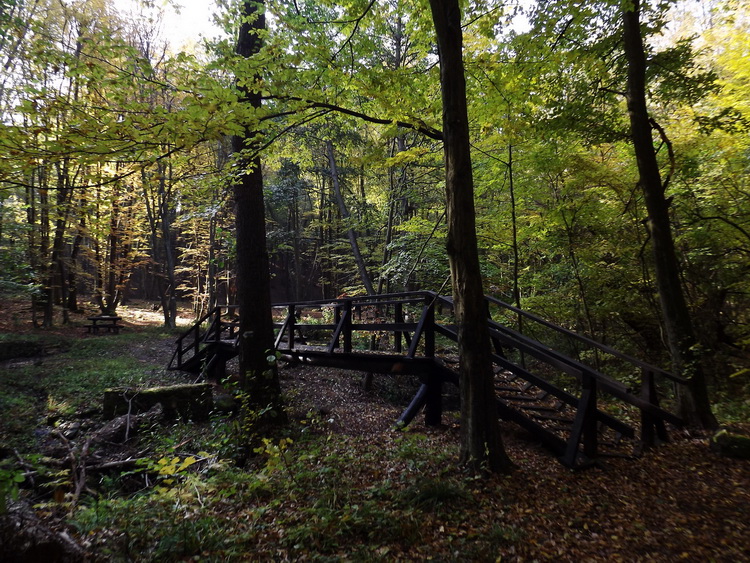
<box><xmin>0</xmin><ymin>461</ymin><xmax>25</xmax><ymax>514</ymax></box>
<box><xmin>136</xmin><ymin>454</ymin><xmax>204</xmax><ymax>492</ymax></box>
<box><xmin>72</xmin><ymin>493</ymin><xmax>230</xmax><ymax>561</ymax></box>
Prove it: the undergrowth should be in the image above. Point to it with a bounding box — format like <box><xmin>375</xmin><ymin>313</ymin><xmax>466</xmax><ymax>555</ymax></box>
<box><xmin>2</xmin><ymin>329</ymin><xmax>748</xmax><ymax>561</ymax></box>
<box><xmin>70</xmin><ymin>429</ymin><xmax>468</xmax><ymax>561</ymax></box>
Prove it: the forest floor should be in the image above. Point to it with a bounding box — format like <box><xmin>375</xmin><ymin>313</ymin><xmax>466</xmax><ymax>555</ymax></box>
<box><xmin>0</xmin><ymin>299</ymin><xmax>749</xmax><ymax>561</ymax></box>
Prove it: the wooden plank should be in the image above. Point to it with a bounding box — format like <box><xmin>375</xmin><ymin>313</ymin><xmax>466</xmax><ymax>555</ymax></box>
<box><xmin>528</xmin><ymin>412</ymin><xmax>575</xmax><ymax>424</ymax></box>
<box><xmin>497</xmin><ymin>394</ymin><xmax>543</xmax><ymax>402</ymax></box>
<box><xmin>516</xmin><ymin>404</ymin><xmax>562</xmax><ymax>412</ymax></box>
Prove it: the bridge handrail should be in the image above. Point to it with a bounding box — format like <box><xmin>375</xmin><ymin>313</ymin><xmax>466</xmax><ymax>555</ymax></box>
<box><xmin>173</xmin><ymin>292</ymin><xmax>683</xmax><ymax>461</ymax></box>
<box><xmin>482</xmin><ymin>295</ymin><xmax>685</xmax><ymax>384</ymax></box>
<box><xmin>271</xmin><ymin>290</ymin><xmax>432</xmax><ymax>310</ymax></box>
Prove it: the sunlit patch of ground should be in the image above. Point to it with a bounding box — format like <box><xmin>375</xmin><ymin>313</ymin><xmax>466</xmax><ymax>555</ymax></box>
<box><xmin>0</xmin><ymin>297</ymin><xmax>197</xmax><ymax>334</ymax></box>
<box><xmin>117</xmin><ymin>300</ymin><xmax>195</xmax><ymax>328</ymax></box>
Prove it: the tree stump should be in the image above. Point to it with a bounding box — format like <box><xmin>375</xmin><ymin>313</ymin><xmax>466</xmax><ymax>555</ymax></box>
<box><xmin>103</xmin><ymin>383</ymin><xmax>213</xmax><ymax>421</ymax></box>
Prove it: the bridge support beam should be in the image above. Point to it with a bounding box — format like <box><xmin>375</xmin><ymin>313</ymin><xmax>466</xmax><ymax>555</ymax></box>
<box><xmin>424</xmin><ymin>372</ymin><xmax>443</xmax><ymax>426</ymax></box>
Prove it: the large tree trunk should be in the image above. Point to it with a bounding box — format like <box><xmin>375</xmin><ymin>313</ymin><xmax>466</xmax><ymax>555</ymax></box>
<box><xmin>231</xmin><ymin>0</ymin><xmax>285</xmax><ymax>420</ymax></box>
<box><xmin>428</xmin><ymin>0</ymin><xmax>513</xmax><ymax>473</ymax></box>
<box><xmin>623</xmin><ymin>1</ymin><xmax>716</xmax><ymax>429</ymax></box>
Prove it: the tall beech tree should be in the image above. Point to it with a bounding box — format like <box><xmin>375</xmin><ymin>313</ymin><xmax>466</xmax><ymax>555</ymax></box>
<box><xmin>231</xmin><ymin>0</ymin><xmax>285</xmax><ymax>418</ymax></box>
<box><xmin>428</xmin><ymin>0</ymin><xmax>513</xmax><ymax>472</ymax></box>
<box><xmin>623</xmin><ymin>0</ymin><xmax>717</xmax><ymax>429</ymax></box>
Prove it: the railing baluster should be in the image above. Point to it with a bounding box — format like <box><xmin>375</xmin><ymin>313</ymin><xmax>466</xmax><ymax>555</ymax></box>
<box><xmin>343</xmin><ymin>299</ymin><xmax>352</xmax><ymax>354</ymax></box>
<box><xmin>394</xmin><ymin>302</ymin><xmax>403</xmax><ymax>353</ymax></box>
<box><xmin>288</xmin><ymin>304</ymin><xmax>296</xmax><ymax>351</ymax></box>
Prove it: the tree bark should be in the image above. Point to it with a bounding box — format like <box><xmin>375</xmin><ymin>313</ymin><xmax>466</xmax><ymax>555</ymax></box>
<box><xmin>428</xmin><ymin>0</ymin><xmax>513</xmax><ymax>473</ymax></box>
<box><xmin>231</xmin><ymin>0</ymin><xmax>285</xmax><ymax>420</ymax></box>
<box><xmin>623</xmin><ymin>1</ymin><xmax>716</xmax><ymax>429</ymax></box>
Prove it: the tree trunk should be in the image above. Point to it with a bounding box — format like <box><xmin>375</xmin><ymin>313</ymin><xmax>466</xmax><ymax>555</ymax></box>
<box><xmin>428</xmin><ymin>0</ymin><xmax>513</xmax><ymax>473</ymax></box>
<box><xmin>326</xmin><ymin>140</ymin><xmax>375</xmax><ymax>295</ymax></box>
<box><xmin>67</xmin><ymin>211</ymin><xmax>85</xmax><ymax>313</ymax></box>
<box><xmin>142</xmin><ymin>162</ymin><xmax>177</xmax><ymax>329</ymax></box>
<box><xmin>231</xmin><ymin>0</ymin><xmax>285</xmax><ymax>420</ymax></box>
<box><xmin>623</xmin><ymin>1</ymin><xmax>716</xmax><ymax>429</ymax></box>
<box><xmin>159</xmin><ymin>161</ymin><xmax>178</xmax><ymax>328</ymax></box>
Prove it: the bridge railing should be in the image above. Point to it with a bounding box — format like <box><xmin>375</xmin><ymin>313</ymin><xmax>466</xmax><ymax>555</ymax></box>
<box><xmin>481</xmin><ymin>295</ymin><xmax>685</xmax><ymax>434</ymax></box>
<box><xmin>272</xmin><ymin>291</ymin><xmax>435</xmax><ymax>354</ymax></box>
<box><xmin>272</xmin><ymin>291</ymin><xmax>683</xmax><ymax>451</ymax></box>
<box><xmin>171</xmin><ymin>292</ymin><xmax>684</xmax><ymax>466</ymax></box>
<box><xmin>168</xmin><ymin>305</ymin><xmax>239</xmax><ymax>371</ymax></box>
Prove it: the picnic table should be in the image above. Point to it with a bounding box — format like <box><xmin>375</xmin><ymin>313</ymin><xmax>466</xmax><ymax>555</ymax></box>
<box><xmin>85</xmin><ymin>316</ymin><xmax>122</xmax><ymax>334</ymax></box>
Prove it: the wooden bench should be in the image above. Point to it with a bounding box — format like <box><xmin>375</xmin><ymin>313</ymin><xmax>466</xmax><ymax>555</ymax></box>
<box><xmin>85</xmin><ymin>316</ymin><xmax>122</xmax><ymax>334</ymax></box>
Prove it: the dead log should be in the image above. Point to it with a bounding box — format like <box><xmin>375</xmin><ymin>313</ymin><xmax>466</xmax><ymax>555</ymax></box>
<box><xmin>710</xmin><ymin>429</ymin><xmax>750</xmax><ymax>460</ymax></box>
<box><xmin>102</xmin><ymin>383</ymin><xmax>213</xmax><ymax>421</ymax></box>
<box><xmin>93</xmin><ymin>404</ymin><xmax>164</xmax><ymax>444</ymax></box>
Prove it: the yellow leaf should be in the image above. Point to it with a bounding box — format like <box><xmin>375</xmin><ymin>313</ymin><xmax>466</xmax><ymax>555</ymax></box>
<box><xmin>178</xmin><ymin>456</ymin><xmax>197</xmax><ymax>472</ymax></box>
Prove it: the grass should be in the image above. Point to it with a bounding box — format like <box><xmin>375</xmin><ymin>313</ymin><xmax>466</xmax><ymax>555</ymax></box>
<box><xmin>0</xmin><ymin>332</ymin><xmax>70</xmax><ymax>360</ymax></box>
<box><xmin>0</xmin><ymin>328</ymin><xmax>180</xmax><ymax>451</ymax></box>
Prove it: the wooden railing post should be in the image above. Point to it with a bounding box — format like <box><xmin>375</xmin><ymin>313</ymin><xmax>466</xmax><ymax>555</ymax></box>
<box><xmin>177</xmin><ymin>339</ymin><xmax>183</xmax><ymax>368</ymax></box>
<box><xmin>424</xmin><ymin>296</ymin><xmax>435</xmax><ymax>358</ymax></box>
<box><xmin>394</xmin><ymin>302</ymin><xmax>403</xmax><ymax>353</ymax></box>
<box><xmin>564</xmin><ymin>372</ymin><xmax>598</xmax><ymax>467</ymax></box>
<box><xmin>288</xmin><ymin>304</ymin><xmax>296</xmax><ymax>351</ymax></box>
<box><xmin>343</xmin><ymin>299</ymin><xmax>352</xmax><ymax>353</ymax></box>
<box><xmin>640</xmin><ymin>368</ymin><xmax>669</xmax><ymax>447</ymax></box>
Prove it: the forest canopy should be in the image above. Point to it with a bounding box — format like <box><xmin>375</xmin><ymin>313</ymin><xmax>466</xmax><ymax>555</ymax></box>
<box><xmin>1</xmin><ymin>0</ymin><xmax>749</xmax><ymax>403</ymax></box>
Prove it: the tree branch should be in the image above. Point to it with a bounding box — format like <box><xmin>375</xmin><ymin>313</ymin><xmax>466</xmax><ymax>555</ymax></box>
<box><xmin>266</xmin><ymin>95</ymin><xmax>443</xmax><ymax>140</ymax></box>
<box><xmin>649</xmin><ymin>117</ymin><xmax>675</xmax><ymax>193</ymax></box>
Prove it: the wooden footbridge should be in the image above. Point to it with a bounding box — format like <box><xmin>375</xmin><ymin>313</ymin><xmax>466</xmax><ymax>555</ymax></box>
<box><xmin>168</xmin><ymin>291</ymin><xmax>685</xmax><ymax>468</ymax></box>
